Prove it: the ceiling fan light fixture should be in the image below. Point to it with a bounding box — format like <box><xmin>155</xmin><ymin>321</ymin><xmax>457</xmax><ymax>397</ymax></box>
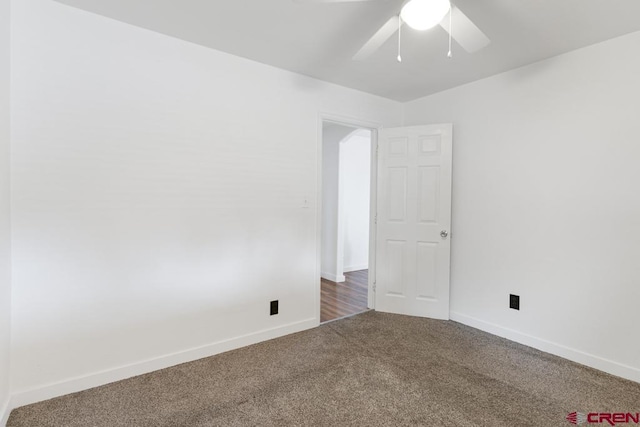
<box><xmin>400</xmin><ymin>0</ymin><xmax>451</xmax><ymax>31</ymax></box>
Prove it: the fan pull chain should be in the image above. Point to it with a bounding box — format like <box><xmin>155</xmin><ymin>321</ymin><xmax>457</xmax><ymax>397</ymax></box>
<box><xmin>447</xmin><ymin>8</ymin><xmax>452</xmax><ymax>58</ymax></box>
<box><xmin>397</xmin><ymin>14</ymin><xmax>402</xmax><ymax>63</ymax></box>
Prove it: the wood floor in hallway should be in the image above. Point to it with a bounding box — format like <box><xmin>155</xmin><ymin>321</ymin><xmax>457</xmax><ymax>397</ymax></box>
<box><xmin>321</xmin><ymin>270</ymin><xmax>369</xmax><ymax>323</ymax></box>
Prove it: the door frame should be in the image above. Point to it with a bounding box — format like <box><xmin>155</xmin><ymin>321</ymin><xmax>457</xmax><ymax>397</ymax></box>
<box><xmin>315</xmin><ymin>113</ymin><xmax>381</xmax><ymax>323</ymax></box>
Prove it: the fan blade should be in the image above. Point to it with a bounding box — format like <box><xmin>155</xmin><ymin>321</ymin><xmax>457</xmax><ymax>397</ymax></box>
<box><xmin>353</xmin><ymin>15</ymin><xmax>401</xmax><ymax>61</ymax></box>
<box><xmin>293</xmin><ymin>0</ymin><xmax>387</xmax><ymax>3</ymax></box>
<box><xmin>439</xmin><ymin>5</ymin><xmax>490</xmax><ymax>53</ymax></box>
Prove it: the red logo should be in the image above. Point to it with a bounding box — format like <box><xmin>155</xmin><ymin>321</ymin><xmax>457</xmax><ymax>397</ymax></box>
<box><xmin>567</xmin><ymin>412</ymin><xmax>640</xmax><ymax>426</ymax></box>
<box><xmin>567</xmin><ymin>412</ymin><xmax>587</xmax><ymax>425</ymax></box>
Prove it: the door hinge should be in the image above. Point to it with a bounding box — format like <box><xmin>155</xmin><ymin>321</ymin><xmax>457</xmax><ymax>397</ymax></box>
<box><xmin>373</xmin><ymin>281</ymin><xmax>376</xmax><ymax>292</ymax></box>
<box><xmin>374</xmin><ymin>213</ymin><xmax>377</xmax><ymax>224</ymax></box>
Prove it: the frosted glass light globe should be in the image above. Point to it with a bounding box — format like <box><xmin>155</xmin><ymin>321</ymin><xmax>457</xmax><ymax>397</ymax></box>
<box><xmin>400</xmin><ymin>0</ymin><xmax>451</xmax><ymax>31</ymax></box>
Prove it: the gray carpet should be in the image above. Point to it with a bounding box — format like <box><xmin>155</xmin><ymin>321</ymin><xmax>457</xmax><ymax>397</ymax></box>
<box><xmin>8</xmin><ymin>311</ymin><xmax>640</xmax><ymax>426</ymax></box>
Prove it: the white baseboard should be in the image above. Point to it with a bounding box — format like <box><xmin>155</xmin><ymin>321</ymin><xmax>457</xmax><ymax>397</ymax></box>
<box><xmin>450</xmin><ymin>311</ymin><xmax>640</xmax><ymax>384</ymax></box>
<box><xmin>1</xmin><ymin>396</ymin><xmax>10</xmax><ymax>427</ymax></box>
<box><xmin>10</xmin><ymin>317</ymin><xmax>318</xmax><ymax>410</ymax></box>
<box><xmin>321</xmin><ymin>271</ymin><xmax>345</xmax><ymax>282</ymax></box>
<box><xmin>343</xmin><ymin>264</ymin><xmax>368</xmax><ymax>273</ymax></box>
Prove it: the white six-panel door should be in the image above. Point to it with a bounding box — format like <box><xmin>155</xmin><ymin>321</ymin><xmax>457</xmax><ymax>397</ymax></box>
<box><xmin>375</xmin><ymin>124</ymin><xmax>452</xmax><ymax>320</ymax></box>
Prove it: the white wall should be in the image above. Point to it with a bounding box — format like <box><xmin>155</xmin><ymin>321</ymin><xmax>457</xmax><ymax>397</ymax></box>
<box><xmin>404</xmin><ymin>30</ymin><xmax>640</xmax><ymax>382</ymax></box>
<box><xmin>320</xmin><ymin>123</ymin><xmax>354</xmax><ymax>282</ymax></box>
<box><xmin>10</xmin><ymin>0</ymin><xmax>402</xmax><ymax>405</ymax></box>
<box><xmin>0</xmin><ymin>0</ymin><xmax>11</xmax><ymax>423</ymax></box>
<box><xmin>321</xmin><ymin>126</ymin><xmax>371</xmax><ymax>281</ymax></box>
<box><xmin>341</xmin><ymin>131</ymin><xmax>370</xmax><ymax>272</ymax></box>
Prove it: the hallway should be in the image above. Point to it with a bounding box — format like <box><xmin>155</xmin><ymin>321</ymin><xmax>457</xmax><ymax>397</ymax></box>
<box><xmin>320</xmin><ymin>270</ymin><xmax>369</xmax><ymax>323</ymax></box>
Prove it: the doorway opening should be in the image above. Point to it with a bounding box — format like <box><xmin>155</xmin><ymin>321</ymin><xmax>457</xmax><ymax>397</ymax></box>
<box><xmin>320</xmin><ymin>121</ymin><xmax>375</xmax><ymax>323</ymax></box>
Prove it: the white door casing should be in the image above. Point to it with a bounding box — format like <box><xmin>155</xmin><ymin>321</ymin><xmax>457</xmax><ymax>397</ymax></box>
<box><xmin>375</xmin><ymin>124</ymin><xmax>452</xmax><ymax>320</ymax></box>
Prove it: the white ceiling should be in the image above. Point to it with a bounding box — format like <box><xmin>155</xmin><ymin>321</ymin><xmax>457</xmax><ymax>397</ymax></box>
<box><xmin>54</xmin><ymin>0</ymin><xmax>640</xmax><ymax>101</ymax></box>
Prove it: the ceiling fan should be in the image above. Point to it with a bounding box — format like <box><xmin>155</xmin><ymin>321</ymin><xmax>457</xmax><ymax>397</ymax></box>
<box><xmin>294</xmin><ymin>0</ymin><xmax>490</xmax><ymax>61</ymax></box>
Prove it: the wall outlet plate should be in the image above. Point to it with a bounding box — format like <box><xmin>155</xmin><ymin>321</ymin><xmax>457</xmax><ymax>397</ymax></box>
<box><xmin>510</xmin><ymin>294</ymin><xmax>520</xmax><ymax>310</ymax></box>
<box><xmin>270</xmin><ymin>300</ymin><xmax>279</xmax><ymax>316</ymax></box>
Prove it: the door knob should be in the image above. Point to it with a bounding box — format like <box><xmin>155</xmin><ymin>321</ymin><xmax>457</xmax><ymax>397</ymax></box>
<box><xmin>440</xmin><ymin>230</ymin><xmax>449</xmax><ymax>238</ymax></box>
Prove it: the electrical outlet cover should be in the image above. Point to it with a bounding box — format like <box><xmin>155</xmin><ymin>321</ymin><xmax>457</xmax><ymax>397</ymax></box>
<box><xmin>509</xmin><ymin>294</ymin><xmax>520</xmax><ymax>310</ymax></box>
